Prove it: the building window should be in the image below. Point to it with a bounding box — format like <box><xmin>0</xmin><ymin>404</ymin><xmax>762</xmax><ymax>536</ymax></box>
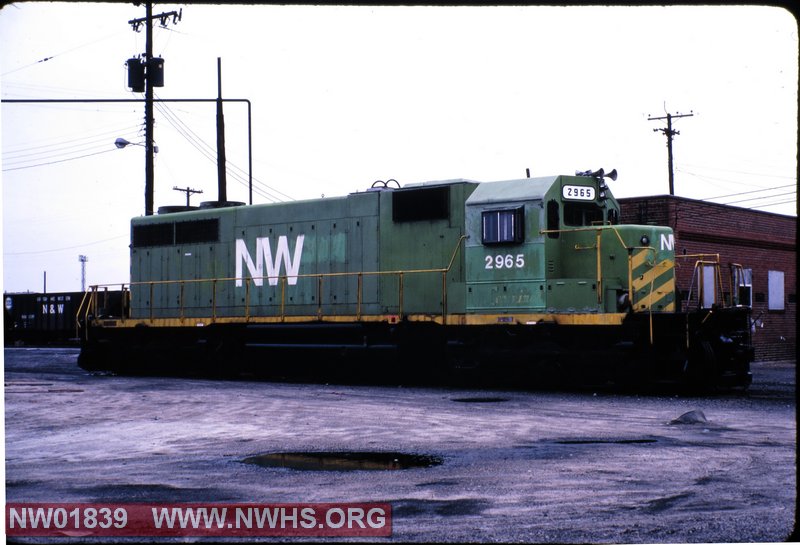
<box><xmin>482</xmin><ymin>207</ymin><xmax>524</xmax><ymax>245</ymax></box>
<box><xmin>768</xmin><ymin>270</ymin><xmax>785</xmax><ymax>311</ymax></box>
<box><xmin>734</xmin><ymin>268</ymin><xmax>753</xmax><ymax>307</ymax></box>
<box><xmin>700</xmin><ymin>264</ymin><xmax>717</xmax><ymax>309</ymax></box>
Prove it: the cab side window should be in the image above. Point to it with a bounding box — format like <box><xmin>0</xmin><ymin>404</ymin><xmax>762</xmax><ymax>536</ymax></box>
<box><xmin>546</xmin><ymin>200</ymin><xmax>560</xmax><ymax>239</ymax></box>
<box><xmin>482</xmin><ymin>207</ymin><xmax>524</xmax><ymax>245</ymax></box>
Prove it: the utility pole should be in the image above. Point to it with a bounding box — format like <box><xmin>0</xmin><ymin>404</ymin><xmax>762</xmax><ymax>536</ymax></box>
<box><xmin>127</xmin><ymin>3</ymin><xmax>182</xmax><ymax>215</ymax></box>
<box><xmin>143</xmin><ymin>2</ymin><xmax>154</xmax><ymax>216</ymax></box>
<box><xmin>173</xmin><ymin>186</ymin><xmax>203</xmax><ymax>206</ymax></box>
<box><xmin>79</xmin><ymin>255</ymin><xmax>88</xmax><ymax>292</ymax></box>
<box><xmin>648</xmin><ymin>110</ymin><xmax>693</xmax><ymax>196</ymax></box>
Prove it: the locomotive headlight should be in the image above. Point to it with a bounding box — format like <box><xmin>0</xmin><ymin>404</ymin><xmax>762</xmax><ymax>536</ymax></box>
<box><xmin>640</xmin><ymin>235</ymin><xmax>650</xmax><ymax>246</ymax></box>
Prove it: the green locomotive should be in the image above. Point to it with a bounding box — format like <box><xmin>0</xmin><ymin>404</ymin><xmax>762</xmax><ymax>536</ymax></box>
<box><xmin>77</xmin><ymin>169</ymin><xmax>753</xmax><ymax>389</ymax></box>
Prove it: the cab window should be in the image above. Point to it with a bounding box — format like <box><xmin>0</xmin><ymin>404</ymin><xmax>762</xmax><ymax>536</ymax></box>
<box><xmin>482</xmin><ymin>207</ymin><xmax>524</xmax><ymax>245</ymax></box>
<box><xmin>546</xmin><ymin>200</ymin><xmax>560</xmax><ymax>238</ymax></box>
<box><xmin>564</xmin><ymin>202</ymin><xmax>604</xmax><ymax>226</ymax></box>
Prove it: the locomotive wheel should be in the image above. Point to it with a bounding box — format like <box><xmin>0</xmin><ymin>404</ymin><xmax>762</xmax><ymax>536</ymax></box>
<box><xmin>682</xmin><ymin>340</ymin><xmax>717</xmax><ymax>393</ymax></box>
<box><xmin>444</xmin><ymin>339</ymin><xmax>482</xmax><ymax>386</ymax></box>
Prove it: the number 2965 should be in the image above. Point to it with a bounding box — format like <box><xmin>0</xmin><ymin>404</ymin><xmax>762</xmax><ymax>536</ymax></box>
<box><xmin>485</xmin><ymin>254</ymin><xmax>525</xmax><ymax>269</ymax></box>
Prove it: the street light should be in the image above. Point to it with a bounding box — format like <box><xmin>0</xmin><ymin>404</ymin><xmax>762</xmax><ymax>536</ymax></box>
<box><xmin>114</xmin><ymin>137</ymin><xmax>158</xmax><ymax>153</ymax></box>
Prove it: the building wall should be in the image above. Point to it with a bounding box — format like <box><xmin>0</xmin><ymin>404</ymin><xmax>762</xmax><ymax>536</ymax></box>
<box><xmin>619</xmin><ymin>196</ymin><xmax>796</xmax><ymax>362</ymax></box>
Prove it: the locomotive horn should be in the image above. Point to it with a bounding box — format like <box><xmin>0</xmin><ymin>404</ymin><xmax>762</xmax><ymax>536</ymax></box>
<box><xmin>605</xmin><ymin>169</ymin><xmax>618</xmax><ymax>181</ymax></box>
<box><xmin>590</xmin><ymin>168</ymin><xmax>605</xmax><ymax>178</ymax></box>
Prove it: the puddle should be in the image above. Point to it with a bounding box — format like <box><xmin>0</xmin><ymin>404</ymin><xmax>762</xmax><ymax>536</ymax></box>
<box><xmin>451</xmin><ymin>397</ymin><xmax>509</xmax><ymax>403</ymax></box>
<box><xmin>242</xmin><ymin>451</ymin><xmax>443</xmax><ymax>471</ymax></box>
<box><xmin>554</xmin><ymin>438</ymin><xmax>657</xmax><ymax>445</ymax></box>
<box><xmin>393</xmin><ymin>498</ymin><xmax>489</xmax><ymax>517</ymax></box>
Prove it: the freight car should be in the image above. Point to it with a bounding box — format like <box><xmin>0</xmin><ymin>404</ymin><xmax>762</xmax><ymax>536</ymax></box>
<box><xmin>4</xmin><ymin>290</ymin><xmax>124</xmax><ymax>346</ymax></box>
<box><xmin>76</xmin><ymin>170</ymin><xmax>754</xmax><ymax>389</ymax></box>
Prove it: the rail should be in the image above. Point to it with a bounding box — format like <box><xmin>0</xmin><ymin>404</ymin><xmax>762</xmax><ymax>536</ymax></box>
<box><xmin>77</xmin><ymin>236</ymin><xmax>466</xmax><ymax>339</ymax></box>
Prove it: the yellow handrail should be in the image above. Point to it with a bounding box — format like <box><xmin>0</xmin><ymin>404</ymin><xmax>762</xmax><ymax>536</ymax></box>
<box><xmin>84</xmin><ymin>236</ymin><xmax>468</xmax><ymax>326</ymax></box>
<box><xmin>75</xmin><ymin>289</ymin><xmax>93</xmax><ymax>339</ymax></box>
<box><xmin>679</xmin><ymin>255</ymin><xmax>732</xmax><ymax>311</ymax></box>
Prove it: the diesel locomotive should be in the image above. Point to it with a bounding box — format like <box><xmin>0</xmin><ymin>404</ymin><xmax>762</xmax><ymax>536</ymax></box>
<box><xmin>76</xmin><ymin>169</ymin><xmax>754</xmax><ymax>389</ymax></box>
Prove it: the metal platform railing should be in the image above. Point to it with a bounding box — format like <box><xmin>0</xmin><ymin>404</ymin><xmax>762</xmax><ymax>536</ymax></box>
<box><xmin>77</xmin><ymin>236</ymin><xmax>466</xmax><ymax>337</ymax></box>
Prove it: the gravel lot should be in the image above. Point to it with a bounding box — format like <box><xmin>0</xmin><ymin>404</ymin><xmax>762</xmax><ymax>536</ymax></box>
<box><xmin>4</xmin><ymin>347</ymin><xmax>797</xmax><ymax>543</ymax></box>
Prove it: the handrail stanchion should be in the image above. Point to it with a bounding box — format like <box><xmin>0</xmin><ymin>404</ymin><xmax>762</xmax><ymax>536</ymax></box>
<box><xmin>280</xmin><ymin>276</ymin><xmax>286</xmax><ymax>322</ymax></box>
<box><xmin>441</xmin><ymin>271</ymin><xmax>447</xmax><ymax>324</ymax></box>
<box><xmin>120</xmin><ymin>285</ymin><xmax>127</xmax><ymax>322</ymax></box>
<box><xmin>75</xmin><ymin>288</ymin><xmax>91</xmax><ymax>340</ymax></box>
<box><xmin>212</xmin><ymin>278</ymin><xmax>217</xmax><ymax>322</ymax></box>
<box><xmin>317</xmin><ymin>275</ymin><xmax>323</xmax><ymax>320</ymax></box>
<box><xmin>245</xmin><ymin>277</ymin><xmax>251</xmax><ymax>321</ymax></box>
<box><xmin>399</xmin><ymin>272</ymin><xmax>404</xmax><ymax>319</ymax></box>
<box><xmin>357</xmin><ymin>273</ymin><xmax>363</xmax><ymax>321</ymax></box>
<box><xmin>179</xmin><ymin>281</ymin><xmax>185</xmax><ymax>322</ymax></box>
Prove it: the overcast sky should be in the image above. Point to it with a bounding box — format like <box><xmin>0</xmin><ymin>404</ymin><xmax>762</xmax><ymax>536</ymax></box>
<box><xmin>1</xmin><ymin>3</ymin><xmax>797</xmax><ymax>293</ymax></box>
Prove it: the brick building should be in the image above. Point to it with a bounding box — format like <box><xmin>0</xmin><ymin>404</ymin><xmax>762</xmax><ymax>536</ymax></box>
<box><xmin>618</xmin><ymin>195</ymin><xmax>796</xmax><ymax>362</ymax></box>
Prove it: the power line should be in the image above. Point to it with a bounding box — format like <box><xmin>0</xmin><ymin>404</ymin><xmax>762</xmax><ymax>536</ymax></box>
<box><xmin>155</xmin><ymin>107</ymin><xmax>275</xmax><ymax>201</ymax></box>
<box><xmin>3</xmin><ymin>97</ymin><xmax>258</xmax><ymax>207</ymax></box>
<box><xmin>2</xmin><ymin>124</ymin><xmax>141</xmax><ymax>155</ymax></box>
<box><xmin>666</xmin><ymin>195</ymin><xmax>797</xmax><ymax>223</ymax></box>
<box><xmin>2</xmin><ymin>148</ymin><xmax>119</xmax><ymax>172</ymax></box>
<box><xmin>716</xmin><ymin>191</ymin><xmax>796</xmax><ymax>207</ymax></box>
<box><xmin>680</xmin><ymin>163</ymin><xmax>797</xmax><ymax>180</ymax></box>
<box><xmin>3</xmin><ymin>129</ymin><xmax>141</xmax><ymax>163</ymax></box>
<box><xmin>748</xmin><ymin>199</ymin><xmax>796</xmax><ymax>211</ymax></box>
<box><xmin>677</xmin><ymin>167</ymin><xmax>794</xmax><ymax>188</ymax></box>
<box><xmin>2</xmin><ymin>132</ymin><xmax>139</xmax><ymax>168</ymax></box>
<box><xmin>702</xmin><ymin>184</ymin><xmax>797</xmax><ymax>202</ymax></box>
<box><xmin>4</xmin><ymin>235</ymin><xmax>128</xmax><ymax>256</ymax></box>
<box><xmin>1</xmin><ymin>30</ymin><xmax>126</xmax><ymax>77</ymax></box>
<box><xmin>2</xmin><ymin>80</ymin><xmax>127</xmax><ymax>99</ymax></box>
<box><xmin>152</xmin><ymin>92</ymin><xmax>294</xmax><ymax>201</ymax></box>
<box><xmin>154</xmin><ymin>99</ymin><xmax>293</xmax><ymax>202</ymax></box>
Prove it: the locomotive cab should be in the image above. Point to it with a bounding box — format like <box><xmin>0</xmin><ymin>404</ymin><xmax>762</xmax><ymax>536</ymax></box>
<box><xmin>464</xmin><ymin>172</ymin><xmax>675</xmax><ymax>317</ymax></box>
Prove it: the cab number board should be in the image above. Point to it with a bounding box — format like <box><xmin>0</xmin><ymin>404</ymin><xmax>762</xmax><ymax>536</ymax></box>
<box><xmin>562</xmin><ymin>185</ymin><xmax>596</xmax><ymax>201</ymax></box>
<box><xmin>485</xmin><ymin>254</ymin><xmax>525</xmax><ymax>269</ymax></box>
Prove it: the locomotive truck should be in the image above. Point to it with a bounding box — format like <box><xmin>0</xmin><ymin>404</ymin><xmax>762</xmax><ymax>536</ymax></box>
<box><xmin>76</xmin><ymin>169</ymin><xmax>754</xmax><ymax>389</ymax></box>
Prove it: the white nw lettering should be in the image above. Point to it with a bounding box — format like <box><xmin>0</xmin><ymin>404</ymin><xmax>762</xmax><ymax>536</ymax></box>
<box><xmin>235</xmin><ymin>235</ymin><xmax>305</xmax><ymax>287</ymax></box>
<box><xmin>660</xmin><ymin>233</ymin><xmax>675</xmax><ymax>252</ymax></box>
